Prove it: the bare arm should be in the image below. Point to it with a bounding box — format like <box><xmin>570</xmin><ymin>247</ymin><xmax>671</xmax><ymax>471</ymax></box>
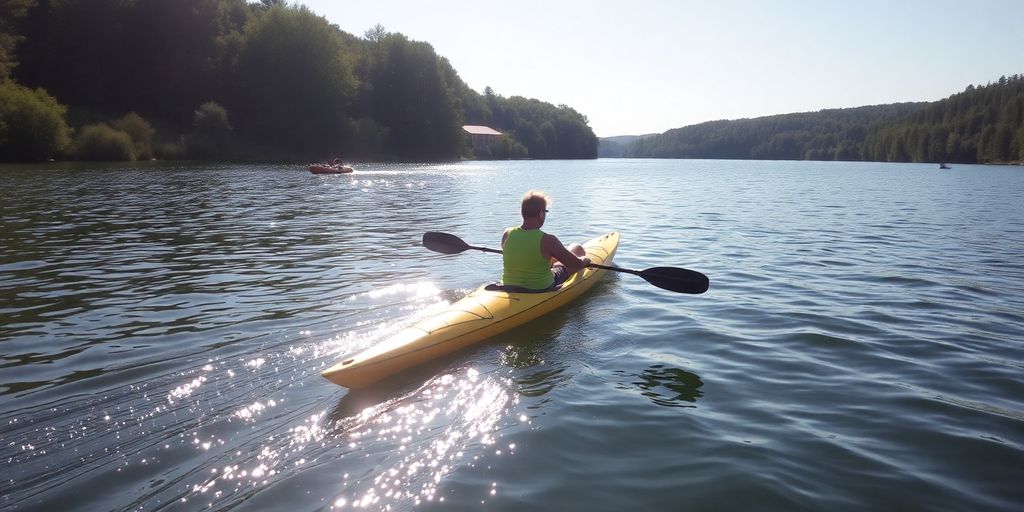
<box><xmin>541</xmin><ymin>234</ymin><xmax>590</xmax><ymax>273</ymax></box>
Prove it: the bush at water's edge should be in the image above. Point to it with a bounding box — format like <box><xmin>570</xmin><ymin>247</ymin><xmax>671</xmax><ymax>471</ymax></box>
<box><xmin>0</xmin><ymin>81</ymin><xmax>72</xmax><ymax>162</ymax></box>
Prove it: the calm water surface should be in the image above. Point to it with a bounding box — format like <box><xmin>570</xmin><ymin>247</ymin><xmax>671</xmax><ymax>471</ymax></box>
<box><xmin>1</xmin><ymin>159</ymin><xmax>1022</xmax><ymax>511</ymax></box>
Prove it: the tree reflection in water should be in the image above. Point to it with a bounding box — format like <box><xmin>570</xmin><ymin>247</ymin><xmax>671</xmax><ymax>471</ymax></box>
<box><xmin>630</xmin><ymin>364</ymin><xmax>704</xmax><ymax>408</ymax></box>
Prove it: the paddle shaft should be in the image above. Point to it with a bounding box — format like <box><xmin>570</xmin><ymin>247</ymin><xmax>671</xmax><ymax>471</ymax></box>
<box><xmin>425</xmin><ymin>232</ymin><xmax>618</xmax><ymax>270</ymax></box>
<box><xmin>421</xmin><ymin>231</ymin><xmax>709</xmax><ymax>294</ymax></box>
<box><xmin>475</xmin><ymin>248</ymin><xmax>645</xmax><ymax>275</ymax></box>
<box><xmin>467</xmin><ymin>244</ymin><xmax>502</xmax><ymax>255</ymax></box>
<box><xmin>587</xmin><ymin>262</ymin><xmax>641</xmax><ymax>275</ymax></box>
<box><xmin>462</xmin><ymin>242</ymin><xmax>637</xmax><ymax>275</ymax></box>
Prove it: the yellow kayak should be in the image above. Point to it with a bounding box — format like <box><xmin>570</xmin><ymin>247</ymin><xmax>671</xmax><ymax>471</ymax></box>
<box><xmin>322</xmin><ymin>232</ymin><xmax>620</xmax><ymax>389</ymax></box>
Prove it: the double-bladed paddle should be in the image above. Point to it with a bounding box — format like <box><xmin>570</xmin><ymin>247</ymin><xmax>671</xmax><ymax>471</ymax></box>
<box><xmin>422</xmin><ymin>231</ymin><xmax>709</xmax><ymax>294</ymax></box>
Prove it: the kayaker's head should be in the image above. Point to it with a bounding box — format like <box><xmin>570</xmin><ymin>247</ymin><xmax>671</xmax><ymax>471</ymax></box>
<box><xmin>520</xmin><ymin>190</ymin><xmax>550</xmax><ymax>228</ymax></box>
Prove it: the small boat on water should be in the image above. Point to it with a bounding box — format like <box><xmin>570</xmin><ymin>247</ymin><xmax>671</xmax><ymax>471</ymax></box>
<box><xmin>310</xmin><ymin>164</ymin><xmax>353</xmax><ymax>174</ymax></box>
<box><xmin>939</xmin><ymin>163</ymin><xmax>951</xmax><ymax>169</ymax></box>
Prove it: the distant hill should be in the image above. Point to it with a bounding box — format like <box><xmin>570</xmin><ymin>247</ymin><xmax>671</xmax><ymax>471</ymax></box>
<box><xmin>597</xmin><ymin>135</ymin><xmax>656</xmax><ymax>157</ymax></box>
<box><xmin>860</xmin><ymin>76</ymin><xmax>1024</xmax><ymax>163</ymax></box>
<box><xmin>601</xmin><ymin>74</ymin><xmax>1024</xmax><ymax>164</ymax></box>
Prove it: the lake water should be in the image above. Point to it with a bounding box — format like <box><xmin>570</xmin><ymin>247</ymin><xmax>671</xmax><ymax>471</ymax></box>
<box><xmin>1</xmin><ymin>159</ymin><xmax>1022</xmax><ymax>511</ymax></box>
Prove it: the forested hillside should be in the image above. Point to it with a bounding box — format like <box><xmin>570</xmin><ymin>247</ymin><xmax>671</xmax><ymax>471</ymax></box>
<box><xmin>613</xmin><ymin>75</ymin><xmax>1024</xmax><ymax>164</ymax></box>
<box><xmin>861</xmin><ymin>76</ymin><xmax>1024</xmax><ymax>163</ymax></box>
<box><xmin>623</xmin><ymin>104</ymin><xmax>925</xmax><ymax>161</ymax></box>
<box><xmin>0</xmin><ymin>0</ymin><xmax>597</xmax><ymax>162</ymax></box>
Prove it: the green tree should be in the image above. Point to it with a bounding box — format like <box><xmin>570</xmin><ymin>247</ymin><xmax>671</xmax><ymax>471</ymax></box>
<box><xmin>0</xmin><ymin>0</ymin><xmax>34</xmax><ymax>80</ymax></box>
<box><xmin>8</xmin><ymin>0</ymin><xmax>600</xmax><ymax>162</ymax></box>
<box><xmin>536</xmin><ymin>121</ymin><xmax>556</xmax><ymax>158</ymax></box>
<box><xmin>15</xmin><ymin>0</ymin><xmax>251</xmax><ymax>130</ymax></box>
<box><xmin>489</xmin><ymin>134</ymin><xmax>528</xmax><ymax>159</ymax></box>
<box><xmin>231</xmin><ymin>4</ymin><xmax>358</xmax><ymax>155</ymax></box>
<box><xmin>72</xmin><ymin>123</ymin><xmax>135</xmax><ymax>161</ymax></box>
<box><xmin>350</xmin><ymin>117</ymin><xmax>387</xmax><ymax>159</ymax></box>
<box><xmin>481</xmin><ymin>95</ymin><xmax>595</xmax><ymax>159</ymax></box>
<box><xmin>186</xmin><ymin>101</ymin><xmax>232</xmax><ymax>158</ymax></box>
<box><xmin>112</xmin><ymin>112</ymin><xmax>156</xmax><ymax>159</ymax></box>
<box><xmin>977</xmin><ymin>125</ymin><xmax>996</xmax><ymax>162</ymax></box>
<box><xmin>370</xmin><ymin>34</ymin><xmax>464</xmax><ymax>160</ymax></box>
<box><xmin>0</xmin><ymin>80</ymin><xmax>72</xmax><ymax>161</ymax></box>
<box><xmin>1014</xmin><ymin>126</ymin><xmax>1024</xmax><ymax>161</ymax></box>
<box><xmin>14</xmin><ymin>0</ymin><xmax>130</xmax><ymax>113</ymax></box>
<box><xmin>364</xmin><ymin>23</ymin><xmax>387</xmax><ymax>43</ymax></box>
<box><xmin>121</xmin><ymin>0</ymin><xmax>251</xmax><ymax>127</ymax></box>
<box><xmin>992</xmin><ymin>123</ymin><xmax>1014</xmax><ymax>162</ymax></box>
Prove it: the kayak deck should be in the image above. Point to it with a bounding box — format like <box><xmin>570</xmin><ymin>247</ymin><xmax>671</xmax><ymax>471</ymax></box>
<box><xmin>322</xmin><ymin>232</ymin><xmax>620</xmax><ymax>389</ymax></box>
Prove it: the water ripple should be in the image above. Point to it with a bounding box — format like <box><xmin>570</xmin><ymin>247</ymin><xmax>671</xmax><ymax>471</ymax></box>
<box><xmin>2</xmin><ymin>161</ymin><xmax>1023</xmax><ymax>511</ymax></box>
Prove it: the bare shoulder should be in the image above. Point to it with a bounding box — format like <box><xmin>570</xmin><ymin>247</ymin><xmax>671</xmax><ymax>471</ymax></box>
<box><xmin>540</xmin><ymin>233</ymin><xmax>563</xmax><ymax>249</ymax></box>
<box><xmin>540</xmin><ymin>233</ymin><xmax>569</xmax><ymax>257</ymax></box>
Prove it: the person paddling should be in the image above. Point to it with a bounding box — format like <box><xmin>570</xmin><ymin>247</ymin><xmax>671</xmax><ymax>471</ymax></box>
<box><xmin>501</xmin><ymin>190</ymin><xmax>590</xmax><ymax>291</ymax></box>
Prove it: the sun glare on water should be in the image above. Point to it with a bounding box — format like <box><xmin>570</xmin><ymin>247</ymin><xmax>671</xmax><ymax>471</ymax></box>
<box><xmin>162</xmin><ymin>279</ymin><xmax>520</xmax><ymax>510</ymax></box>
<box><xmin>327</xmin><ymin>370</ymin><xmax>516</xmax><ymax>508</ymax></box>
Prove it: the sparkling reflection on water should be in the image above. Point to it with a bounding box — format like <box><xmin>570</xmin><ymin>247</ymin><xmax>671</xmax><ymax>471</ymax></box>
<box><xmin>1</xmin><ymin>160</ymin><xmax>1023</xmax><ymax>511</ymax></box>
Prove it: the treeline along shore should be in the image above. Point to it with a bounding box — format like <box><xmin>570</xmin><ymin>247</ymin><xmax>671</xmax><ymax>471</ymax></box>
<box><xmin>0</xmin><ymin>0</ymin><xmax>597</xmax><ymax>163</ymax></box>
<box><xmin>601</xmin><ymin>75</ymin><xmax>1024</xmax><ymax>165</ymax></box>
<box><xmin>1</xmin><ymin>1</ymin><xmax>1020</xmax><ymax>165</ymax></box>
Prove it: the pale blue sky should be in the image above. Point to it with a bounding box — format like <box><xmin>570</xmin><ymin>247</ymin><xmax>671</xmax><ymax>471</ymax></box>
<box><xmin>299</xmin><ymin>0</ymin><xmax>1023</xmax><ymax>137</ymax></box>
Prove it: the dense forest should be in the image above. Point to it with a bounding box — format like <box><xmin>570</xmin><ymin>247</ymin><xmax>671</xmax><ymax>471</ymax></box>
<box><xmin>0</xmin><ymin>0</ymin><xmax>597</xmax><ymax>162</ymax></box>
<box><xmin>606</xmin><ymin>75</ymin><xmax>1024</xmax><ymax>164</ymax></box>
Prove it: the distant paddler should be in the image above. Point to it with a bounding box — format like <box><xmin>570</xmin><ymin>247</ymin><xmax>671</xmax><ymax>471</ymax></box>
<box><xmin>309</xmin><ymin>157</ymin><xmax>353</xmax><ymax>174</ymax></box>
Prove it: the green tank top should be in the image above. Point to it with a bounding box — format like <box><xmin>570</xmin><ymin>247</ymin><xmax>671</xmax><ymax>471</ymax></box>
<box><xmin>502</xmin><ymin>227</ymin><xmax>553</xmax><ymax>290</ymax></box>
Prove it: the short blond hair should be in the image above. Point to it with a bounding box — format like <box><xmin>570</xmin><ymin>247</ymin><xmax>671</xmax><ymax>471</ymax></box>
<box><xmin>520</xmin><ymin>190</ymin><xmax>550</xmax><ymax>218</ymax></box>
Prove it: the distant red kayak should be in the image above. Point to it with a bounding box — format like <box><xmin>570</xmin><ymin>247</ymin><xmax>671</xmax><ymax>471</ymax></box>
<box><xmin>310</xmin><ymin>164</ymin><xmax>353</xmax><ymax>174</ymax></box>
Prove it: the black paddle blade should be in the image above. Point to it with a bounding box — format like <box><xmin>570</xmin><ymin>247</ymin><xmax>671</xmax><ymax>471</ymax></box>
<box><xmin>637</xmin><ymin>266</ymin><xmax>710</xmax><ymax>294</ymax></box>
<box><xmin>422</xmin><ymin>231</ymin><xmax>471</xmax><ymax>255</ymax></box>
